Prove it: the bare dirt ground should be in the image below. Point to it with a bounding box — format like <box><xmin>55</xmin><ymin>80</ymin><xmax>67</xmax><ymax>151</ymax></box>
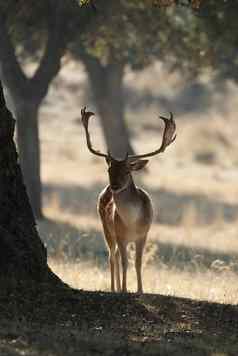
<box><xmin>3</xmin><ymin>61</ymin><xmax>238</xmax><ymax>355</ymax></box>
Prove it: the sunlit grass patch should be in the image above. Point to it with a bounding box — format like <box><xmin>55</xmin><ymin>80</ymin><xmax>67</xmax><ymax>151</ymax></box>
<box><xmin>48</xmin><ymin>258</ymin><xmax>238</xmax><ymax>305</ymax></box>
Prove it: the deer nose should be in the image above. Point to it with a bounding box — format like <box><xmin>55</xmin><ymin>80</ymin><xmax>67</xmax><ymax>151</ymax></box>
<box><xmin>110</xmin><ymin>183</ymin><xmax>120</xmax><ymax>190</ymax></box>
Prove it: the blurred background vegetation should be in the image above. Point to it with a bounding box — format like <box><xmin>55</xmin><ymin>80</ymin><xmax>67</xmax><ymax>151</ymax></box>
<box><xmin>0</xmin><ymin>0</ymin><xmax>238</xmax><ymax>302</ymax></box>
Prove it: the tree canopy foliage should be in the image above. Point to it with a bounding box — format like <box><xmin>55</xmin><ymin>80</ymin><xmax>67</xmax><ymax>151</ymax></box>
<box><xmin>71</xmin><ymin>1</ymin><xmax>198</xmax><ymax>69</ymax></box>
<box><xmin>197</xmin><ymin>0</ymin><xmax>238</xmax><ymax>81</ymax></box>
<box><xmin>6</xmin><ymin>0</ymin><xmax>237</xmax><ymax>85</ymax></box>
<box><xmin>1</xmin><ymin>0</ymin><xmax>206</xmax><ymax>75</ymax></box>
<box><xmin>67</xmin><ymin>0</ymin><xmax>237</xmax><ymax>83</ymax></box>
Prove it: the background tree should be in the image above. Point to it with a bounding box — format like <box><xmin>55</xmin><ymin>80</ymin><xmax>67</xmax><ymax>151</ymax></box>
<box><xmin>0</xmin><ymin>0</ymin><xmax>92</xmax><ymax>219</ymax></box>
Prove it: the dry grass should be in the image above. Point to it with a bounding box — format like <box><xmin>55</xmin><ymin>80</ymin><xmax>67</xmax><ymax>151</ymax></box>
<box><xmin>37</xmin><ymin>60</ymin><xmax>238</xmax><ymax>305</ymax></box>
<box><xmin>49</xmin><ymin>259</ymin><xmax>238</xmax><ymax>305</ymax></box>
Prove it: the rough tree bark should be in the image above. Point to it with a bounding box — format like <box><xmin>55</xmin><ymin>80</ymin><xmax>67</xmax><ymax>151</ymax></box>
<box><xmin>82</xmin><ymin>55</ymin><xmax>134</xmax><ymax>158</ymax></box>
<box><xmin>0</xmin><ymin>1</ymin><xmax>67</xmax><ymax>219</ymax></box>
<box><xmin>0</xmin><ymin>80</ymin><xmax>60</xmax><ymax>285</ymax></box>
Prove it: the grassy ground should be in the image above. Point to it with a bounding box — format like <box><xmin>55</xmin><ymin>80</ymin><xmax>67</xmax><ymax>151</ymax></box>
<box><xmin>3</xmin><ymin>61</ymin><xmax>238</xmax><ymax>355</ymax></box>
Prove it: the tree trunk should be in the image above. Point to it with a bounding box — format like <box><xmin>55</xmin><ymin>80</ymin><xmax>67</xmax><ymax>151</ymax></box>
<box><xmin>83</xmin><ymin>58</ymin><xmax>134</xmax><ymax>158</ymax></box>
<box><xmin>0</xmin><ymin>81</ymin><xmax>60</xmax><ymax>285</ymax></box>
<box><xmin>15</xmin><ymin>100</ymin><xmax>42</xmax><ymax>220</ymax></box>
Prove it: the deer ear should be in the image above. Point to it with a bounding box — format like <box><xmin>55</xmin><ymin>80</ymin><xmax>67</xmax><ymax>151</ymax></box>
<box><xmin>129</xmin><ymin>159</ymin><xmax>149</xmax><ymax>171</ymax></box>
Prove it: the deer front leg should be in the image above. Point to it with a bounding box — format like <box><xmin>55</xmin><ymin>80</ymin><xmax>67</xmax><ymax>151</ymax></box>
<box><xmin>135</xmin><ymin>237</ymin><xmax>146</xmax><ymax>294</ymax></box>
<box><xmin>115</xmin><ymin>247</ymin><xmax>121</xmax><ymax>292</ymax></box>
<box><xmin>109</xmin><ymin>246</ymin><xmax>117</xmax><ymax>292</ymax></box>
<box><xmin>117</xmin><ymin>240</ymin><xmax>128</xmax><ymax>293</ymax></box>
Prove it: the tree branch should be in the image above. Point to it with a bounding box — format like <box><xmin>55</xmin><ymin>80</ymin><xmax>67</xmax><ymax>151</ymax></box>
<box><xmin>0</xmin><ymin>1</ymin><xmax>67</xmax><ymax>104</ymax></box>
<box><xmin>0</xmin><ymin>18</ymin><xmax>28</xmax><ymax>99</ymax></box>
<box><xmin>30</xmin><ymin>0</ymin><xmax>67</xmax><ymax>102</ymax></box>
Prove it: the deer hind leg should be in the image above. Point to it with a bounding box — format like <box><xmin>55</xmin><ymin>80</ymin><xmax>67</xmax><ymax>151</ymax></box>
<box><xmin>135</xmin><ymin>237</ymin><xmax>146</xmax><ymax>294</ymax></box>
<box><xmin>117</xmin><ymin>240</ymin><xmax>128</xmax><ymax>293</ymax></box>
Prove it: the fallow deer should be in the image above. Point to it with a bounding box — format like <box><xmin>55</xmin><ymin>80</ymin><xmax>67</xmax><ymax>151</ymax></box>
<box><xmin>81</xmin><ymin>107</ymin><xmax>176</xmax><ymax>293</ymax></box>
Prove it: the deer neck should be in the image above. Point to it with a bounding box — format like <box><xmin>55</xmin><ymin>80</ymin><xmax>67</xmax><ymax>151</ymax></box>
<box><xmin>112</xmin><ymin>176</ymin><xmax>141</xmax><ymax>224</ymax></box>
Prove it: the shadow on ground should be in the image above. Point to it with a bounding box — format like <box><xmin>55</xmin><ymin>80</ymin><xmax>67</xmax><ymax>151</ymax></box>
<box><xmin>39</xmin><ymin>218</ymin><xmax>107</xmax><ymax>263</ymax></box>
<box><xmin>156</xmin><ymin>241</ymin><xmax>238</xmax><ymax>273</ymax></box>
<box><xmin>124</xmin><ymin>78</ymin><xmax>230</xmax><ymax>118</ymax></box>
<box><xmin>125</xmin><ymin>81</ymin><xmax>212</xmax><ymax>116</ymax></box>
<box><xmin>43</xmin><ymin>182</ymin><xmax>238</xmax><ymax>226</ymax></box>
<box><xmin>149</xmin><ymin>187</ymin><xmax>238</xmax><ymax>225</ymax></box>
<box><xmin>0</xmin><ymin>285</ymin><xmax>237</xmax><ymax>356</ymax></box>
<box><xmin>43</xmin><ymin>182</ymin><xmax>104</xmax><ymax>218</ymax></box>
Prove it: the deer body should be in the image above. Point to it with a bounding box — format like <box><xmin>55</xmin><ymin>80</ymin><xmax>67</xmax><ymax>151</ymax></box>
<box><xmin>113</xmin><ymin>187</ymin><xmax>153</xmax><ymax>242</ymax></box>
<box><xmin>81</xmin><ymin>107</ymin><xmax>176</xmax><ymax>293</ymax></box>
<box><xmin>98</xmin><ymin>180</ymin><xmax>153</xmax><ymax>293</ymax></box>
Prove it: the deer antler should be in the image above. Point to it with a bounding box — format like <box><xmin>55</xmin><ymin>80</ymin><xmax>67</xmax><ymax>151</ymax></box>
<box><xmin>128</xmin><ymin>112</ymin><xmax>176</xmax><ymax>160</ymax></box>
<box><xmin>81</xmin><ymin>106</ymin><xmax>108</xmax><ymax>158</ymax></box>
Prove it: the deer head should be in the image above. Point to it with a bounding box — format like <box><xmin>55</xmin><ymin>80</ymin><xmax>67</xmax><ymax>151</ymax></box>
<box><xmin>105</xmin><ymin>152</ymin><xmax>148</xmax><ymax>192</ymax></box>
<box><xmin>81</xmin><ymin>106</ymin><xmax>176</xmax><ymax>191</ymax></box>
